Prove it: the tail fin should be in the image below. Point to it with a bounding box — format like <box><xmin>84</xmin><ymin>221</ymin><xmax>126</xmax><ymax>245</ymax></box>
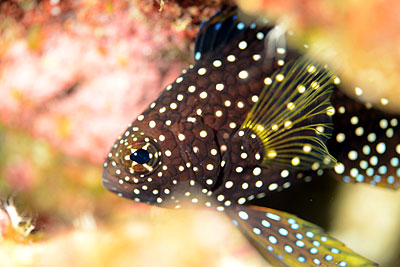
<box><xmin>226</xmin><ymin>205</ymin><xmax>378</xmax><ymax>267</ymax></box>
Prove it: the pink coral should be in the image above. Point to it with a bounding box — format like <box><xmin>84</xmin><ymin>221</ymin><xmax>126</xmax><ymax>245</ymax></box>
<box><xmin>0</xmin><ymin>1</ymin><xmax>185</xmax><ymax>163</ymax></box>
<box><xmin>3</xmin><ymin>160</ymin><xmax>35</xmax><ymax>192</ymax></box>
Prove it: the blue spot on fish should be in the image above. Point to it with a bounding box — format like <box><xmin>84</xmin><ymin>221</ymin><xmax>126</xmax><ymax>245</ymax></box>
<box><xmin>298</xmin><ymin>256</ymin><xmax>306</xmax><ymax>263</ymax></box>
<box><xmin>266</xmin><ymin>212</ymin><xmax>281</xmax><ymax>221</ymax></box>
<box><xmin>291</xmin><ymin>223</ymin><xmax>299</xmax><ymax>230</ymax></box>
<box><xmin>306</xmin><ymin>231</ymin><xmax>314</xmax><ymax>238</ymax></box>
<box><xmin>237</xmin><ymin>22</ymin><xmax>245</xmax><ymax>30</ymax></box>
<box><xmin>325</xmin><ymin>254</ymin><xmax>333</xmax><ymax>261</ymax></box>
<box><xmin>195</xmin><ymin>51</ymin><xmax>201</xmax><ymax>60</ymax></box>
<box><xmin>356</xmin><ymin>175</ymin><xmax>364</xmax><ymax>183</ymax></box>
<box><xmin>378</xmin><ymin>165</ymin><xmax>387</xmax><ymax>174</ymax></box>
<box><xmin>313</xmin><ymin>241</ymin><xmax>320</xmax><ymax>247</ymax></box>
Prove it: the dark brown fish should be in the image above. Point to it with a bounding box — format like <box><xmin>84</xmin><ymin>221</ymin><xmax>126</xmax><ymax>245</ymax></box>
<box><xmin>102</xmin><ymin>6</ymin><xmax>399</xmax><ymax>266</ymax></box>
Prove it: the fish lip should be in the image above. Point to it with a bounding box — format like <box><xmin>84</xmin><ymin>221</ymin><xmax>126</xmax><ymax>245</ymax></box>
<box><xmin>101</xmin><ymin>169</ymin><xmax>118</xmax><ymax>192</ymax></box>
<box><xmin>102</xmin><ymin>168</ymin><xmax>134</xmax><ymax>200</ymax></box>
<box><xmin>101</xmin><ymin>168</ymin><xmax>144</xmax><ymax>195</ymax></box>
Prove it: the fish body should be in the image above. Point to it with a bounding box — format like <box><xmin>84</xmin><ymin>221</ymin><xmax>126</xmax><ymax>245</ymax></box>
<box><xmin>102</xmin><ymin>8</ymin><xmax>290</xmax><ymax>208</ymax></box>
<box><xmin>328</xmin><ymin>89</ymin><xmax>400</xmax><ymax>188</ymax></box>
<box><xmin>102</xmin><ymin>6</ymin><xmax>396</xmax><ymax>267</ymax></box>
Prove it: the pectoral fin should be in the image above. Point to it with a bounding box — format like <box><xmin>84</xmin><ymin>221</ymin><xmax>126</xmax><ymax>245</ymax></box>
<box><xmin>241</xmin><ymin>58</ymin><xmax>337</xmax><ymax>170</ymax></box>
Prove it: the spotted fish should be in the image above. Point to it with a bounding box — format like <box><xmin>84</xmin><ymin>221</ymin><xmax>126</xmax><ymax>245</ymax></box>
<box><xmin>102</xmin><ymin>6</ymin><xmax>399</xmax><ymax>266</ymax></box>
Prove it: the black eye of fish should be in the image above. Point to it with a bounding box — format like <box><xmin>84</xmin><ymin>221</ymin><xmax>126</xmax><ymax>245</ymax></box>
<box><xmin>130</xmin><ymin>149</ymin><xmax>150</xmax><ymax>164</ymax></box>
<box><xmin>118</xmin><ymin>134</ymin><xmax>162</xmax><ymax>176</ymax></box>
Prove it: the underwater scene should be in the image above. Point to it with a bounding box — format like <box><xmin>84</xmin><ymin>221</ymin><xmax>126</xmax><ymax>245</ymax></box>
<box><xmin>1</xmin><ymin>1</ymin><xmax>400</xmax><ymax>266</ymax></box>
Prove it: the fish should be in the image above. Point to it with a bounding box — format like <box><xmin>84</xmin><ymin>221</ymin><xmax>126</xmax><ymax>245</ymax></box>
<box><xmin>102</xmin><ymin>6</ymin><xmax>399</xmax><ymax>266</ymax></box>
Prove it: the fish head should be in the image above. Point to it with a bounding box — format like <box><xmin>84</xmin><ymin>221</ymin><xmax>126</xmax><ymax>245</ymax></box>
<box><xmin>101</xmin><ymin>105</ymin><xmax>220</xmax><ymax>207</ymax></box>
<box><xmin>102</xmin><ymin>112</ymin><xmax>171</xmax><ymax>205</ymax></box>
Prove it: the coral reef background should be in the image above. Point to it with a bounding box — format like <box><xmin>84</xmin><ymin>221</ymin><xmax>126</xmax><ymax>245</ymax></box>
<box><xmin>1</xmin><ymin>0</ymin><xmax>400</xmax><ymax>266</ymax></box>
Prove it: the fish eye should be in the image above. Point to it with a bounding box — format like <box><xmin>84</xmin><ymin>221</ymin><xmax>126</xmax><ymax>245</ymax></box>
<box><xmin>130</xmin><ymin>149</ymin><xmax>150</xmax><ymax>164</ymax></box>
<box><xmin>119</xmin><ymin>134</ymin><xmax>161</xmax><ymax>176</ymax></box>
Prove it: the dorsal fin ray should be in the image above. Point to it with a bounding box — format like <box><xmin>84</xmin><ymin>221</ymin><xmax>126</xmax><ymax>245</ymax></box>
<box><xmin>240</xmin><ymin>57</ymin><xmax>337</xmax><ymax>170</ymax></box>
<box><xmin>194</xmin><ymin>6</ymin><xmax>257</xmax><ymax>61</ymax></box>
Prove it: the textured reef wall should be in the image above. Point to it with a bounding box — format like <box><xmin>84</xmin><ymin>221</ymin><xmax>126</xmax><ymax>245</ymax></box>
<box><xmin>0</xmin><ymin>0</ymin><xmax>400</xmax><ymax>266</ymax></box>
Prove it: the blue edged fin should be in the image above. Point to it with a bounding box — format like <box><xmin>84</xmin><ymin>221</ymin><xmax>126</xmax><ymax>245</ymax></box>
<box><xmin>226</xmin><ymin>205</ymin><xmax>378</xmax><ymax>267</ymax></box>
<box><xmin>328</xmin><ymin>89</ymin><xmax>400</xmax><ymax>189</ymax></box>
<box><xmin>241</xmin><ymin>57</ymin><xmax>337</xmax><ymax>170</ymax></box>
<box><xmin>194</xmin><ymin>6</ymin><xmax>253</xmax><ymax>61</ymax></box>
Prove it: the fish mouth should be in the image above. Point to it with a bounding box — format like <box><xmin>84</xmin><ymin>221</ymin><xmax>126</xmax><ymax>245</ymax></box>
<box><xmin>101</xmin><ymin>169</ymin><xmax>127</xmax><ymax>196</ymax></box>
<box><xmin>101</xmin><ymin>169</ymin><xmax>122</xmax><ymax>194</ymax></box>
<box><xmin>102</xmin><ymin>168</ymin><xmax>143</xmax><ymax>200</ymax></box>
<box><xmin>102</xmin><ymin>168</ymin><xmax>157</xmax><ymax>204</ymax></box>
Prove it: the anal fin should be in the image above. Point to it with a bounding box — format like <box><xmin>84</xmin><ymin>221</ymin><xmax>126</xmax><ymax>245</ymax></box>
<box><xmin>226</xmin><ymin>205</ymin><xmax>378</xmax><ymax>267</ymax></box>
